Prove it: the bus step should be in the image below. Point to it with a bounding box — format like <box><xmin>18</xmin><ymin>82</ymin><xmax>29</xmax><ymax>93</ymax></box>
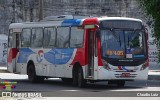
<box><xmin>86</xmin><ymin>76</ymin><xmax>93</xmax><ymax>79</ymax></box>
<box><xmin>14</xmin><ymin>72</ymin><xmax>20</xmax><ymax>74</ymax></box>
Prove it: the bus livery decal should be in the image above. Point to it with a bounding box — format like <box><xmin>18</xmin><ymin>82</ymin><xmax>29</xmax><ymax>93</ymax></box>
<box><xmin>17</xmin><ymin>48</ymin><xmax>35</xmax><ymax>63</ymax></box>
<box><xmin>44</xmin><ymin>49</ymin><xmax>74</xmax><ymax>65</ymax></box>
<box><xmin>118</xmin><ymin>66</ymin><xmax>134</xmax><ymax>72</ymax></box>
<box><xmin>61</xmin><ymin>19</ymin><xmax>82</xmax><ymax>26</ymax></box>
<box><xmin>36</xmin><ymin>50</ymin><xmax>44</xmax><ymax>63</ymax></box>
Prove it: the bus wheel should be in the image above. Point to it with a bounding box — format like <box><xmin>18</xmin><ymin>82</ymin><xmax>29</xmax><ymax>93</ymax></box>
<box><xmin>117</xmin><ymin>81</ymin><xmax>125</xmax><ymax>87</ymax></box>
<box><xmin>27</xmin><ymin>64</ymin><xmax>37</xmax><ymax>83</ymax></box>
<box><xmin>77</xmin><ymin>67</ymin><xmax>86</xmax><ymax>88</ymax></box>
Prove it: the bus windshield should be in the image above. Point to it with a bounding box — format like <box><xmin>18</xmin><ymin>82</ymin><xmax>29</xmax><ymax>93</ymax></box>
<box><xmin>100</xmin><ymin>20</ymin><xmax>147</xmax><ymax>62</ymax></box>
<box><xmin>100</xmin><ymin>29</ymin><xmax>146</xmax><ymax>59</ymax></box>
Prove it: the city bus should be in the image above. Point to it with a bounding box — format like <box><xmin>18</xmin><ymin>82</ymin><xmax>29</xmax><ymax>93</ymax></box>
<box><xmin>7</xmin><ymin>15</ymin><xmax>149</xmax><ymax>87</ymax></box>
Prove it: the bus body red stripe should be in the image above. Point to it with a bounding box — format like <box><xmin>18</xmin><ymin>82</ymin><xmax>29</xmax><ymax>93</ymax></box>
<box><xmin>7</xmin><ymin>48</ymin><xmax>18</xmax><ymax>63</ymax></box>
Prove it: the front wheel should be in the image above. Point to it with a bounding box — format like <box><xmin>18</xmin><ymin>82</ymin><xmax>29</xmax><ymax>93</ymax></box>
<box><xmin>117</xmin><ymin>81</ymin><xmax>125</xmax><ymax>87</ymax></box>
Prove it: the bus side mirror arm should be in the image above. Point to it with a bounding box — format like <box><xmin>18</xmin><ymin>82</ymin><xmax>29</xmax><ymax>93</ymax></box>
<box><xmin>145</xmin><ymin>28</ymin><xmax>148</xmax><ymax>40</ymax></box>
<box><xmin>95</xmin><ymin>25</ymin><xmax>100</xmax><ymax>37</ymax></box>
<box><xmin>143</xmin><ymin>25</ymin><xmax>148</xmax><ymax>40</ymax></box>
<box><xmin>96</xmin><ymin>30</ymin><xmax>100</xmax><ymax>37</ymax></box>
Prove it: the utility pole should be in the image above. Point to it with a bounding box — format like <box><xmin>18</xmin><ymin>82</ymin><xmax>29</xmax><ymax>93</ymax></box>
<box><xmin>39</xmin><ymin>0</ymin><xmax>43</xmax><ymax>21</ymax></box>
<box><xmin>12</xmin><ymin>0</ymin><xmax>16</xmax><ymax>23</ymax></box>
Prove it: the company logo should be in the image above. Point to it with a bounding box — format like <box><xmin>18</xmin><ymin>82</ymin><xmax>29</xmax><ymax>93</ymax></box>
<box><xmin>0</xmin><ymin>80</ymin><xmax>17</xmax><ymax>91</ymax></box>
<box><xmin>118</xmin><ymin>66</ymin><xmax>134</xmax><ymax>72</ymax></box>
<box><xmin>36</xmin><ymin>50</ymin><xmax>44</xmax><ymax>63</ymax></box>
<box><xmin>1</xmin><ymin>92</ymin><xmax>42</xmax><ymax>98</ymax></box>
<box><xmin>2</xmin><ymin>92</ymin><xmax>12</xmax><ymax>97</ymax></box>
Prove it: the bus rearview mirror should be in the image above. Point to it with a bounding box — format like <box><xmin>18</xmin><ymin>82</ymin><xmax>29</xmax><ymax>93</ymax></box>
<box><xmin>96</xmin><ymin>30</ymin><xmax>100</xmax><ymax>37</ymax></box>
<box><xmin>145</xmin><ymin>28</ymin><xmax>148</xmax><ymax>40</ymax></box>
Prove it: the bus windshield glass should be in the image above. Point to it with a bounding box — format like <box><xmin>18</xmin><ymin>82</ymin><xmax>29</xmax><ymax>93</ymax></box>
<box><xmin>100</xmin><ymin>20</ymin><xmax>147</xmax><ymax>59</ymax></box>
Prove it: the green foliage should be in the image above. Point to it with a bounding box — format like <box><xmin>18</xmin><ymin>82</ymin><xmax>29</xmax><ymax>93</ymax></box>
<box><xmin>139</xmin><ymin>0</ymin><xmax>160</xmax><ymax>40</ymax></box>
<box><xmin>139</xmin><ymin>0</ymin><xmax>160</xmax><ymax>62</ymax></box>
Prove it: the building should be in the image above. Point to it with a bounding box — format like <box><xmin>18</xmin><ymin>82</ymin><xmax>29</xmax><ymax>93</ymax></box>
<box><xmin>0</xmin><ymin>34</ymin><xmax>7</xmax><ymax>64</ymax></box>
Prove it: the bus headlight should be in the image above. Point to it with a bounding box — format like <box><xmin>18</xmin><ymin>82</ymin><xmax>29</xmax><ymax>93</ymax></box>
<box><xmin>102</xmin><ymin>60</ymin><xmax>111</xmax><ymax>70</ymax></box>
<box><xmin>140</xmin><ymin>61</ymin><xmax>148</xmax><ymax>71</ymax></box>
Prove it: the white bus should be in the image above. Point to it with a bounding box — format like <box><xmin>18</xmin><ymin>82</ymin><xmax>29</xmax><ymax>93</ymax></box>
<box><xmin>7</xmin><ymin>15</ymin><xmax>149</xmax><ymax>87</ymax></box>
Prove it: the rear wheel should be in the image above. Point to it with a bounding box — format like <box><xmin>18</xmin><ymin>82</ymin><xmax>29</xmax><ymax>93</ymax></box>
<box><xmin>73</xmin><ymin>66</ymin><xmax>86</xmax><ymax>88</ymax></box>
<box><xmin>77</xmin><ymin>67</ymin><xmax>86</xmax><ymax>88</ymax></box>
<box><xmin>27</xmin><ymin>64</ymin><xmax>44</xmax><ymax>83</ymax></box>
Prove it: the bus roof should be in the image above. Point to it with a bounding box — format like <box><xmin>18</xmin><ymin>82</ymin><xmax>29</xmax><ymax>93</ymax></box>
<box><xmin>9</xmin><ymin>19</ymin><xmax>84</xmax><ymax>29</ymax></box>
<box><xmin>9</xmin><ymin>16</ymin><xmax>142</xmax><ymax>29</ymax></box>
<box><xmin>98</xmin><ymin>17</ymin><xmax>142</xmax><ymax>22</ymax></box>
<box><xmin>9</xmin><ymin>21</ymin><xmax>63</xmax><ymax>29</ymax></box>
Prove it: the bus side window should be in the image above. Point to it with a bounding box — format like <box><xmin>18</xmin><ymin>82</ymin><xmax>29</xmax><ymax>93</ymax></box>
<box><xmin>31</xmin><ymin>28</ymin><xmax>43</xmax><ymax>48</ymax></box>
<box><xmin>21</xmin><ymin>29</ymin><xmax>31</xmax><ymax>47</ymax></box>
<box><xmin>56</xmin><ymin>27</ymin><xmax>70</xmax><ymax>48</ymax></box>
<box><xmin>70</xmin><ymin>27</ymin><xmax>84</xmax><ymax>48</ymax></box>
<box><xmin>43</xmin><ymin>27</ymin><xmax>56</xmax><ymax>48</ymax></box>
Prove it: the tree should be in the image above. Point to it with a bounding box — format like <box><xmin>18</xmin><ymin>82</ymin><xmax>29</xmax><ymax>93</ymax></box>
<box><xmin>140</xmin><ymin>0</ymin><xmax>160</xmax><ymax>41</ymax></box>
<box><xmin>140</xmin><ymin>0</ymin><xmax>160</xmax><ymax>62</ymax></box>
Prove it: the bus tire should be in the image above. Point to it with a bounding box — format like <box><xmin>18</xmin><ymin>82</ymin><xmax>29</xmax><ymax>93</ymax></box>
<box><xmin>73</xmin><ymin>67</ymin><xmax>78</xmax><ymax>86</ymax></box>
<box><xmin>77</xmin><ymin>67</ymin><xmax>86</xmax><ymax>88</ymax></box>
<box><xmin>117</xmin><ymin>81</ymin><xmax>125</xmax><ymax>87</ymax></box>
<box><xmin>27</xmin><ymin>64</ymin><xmax>44</xmax><ymax>83</ymax></box>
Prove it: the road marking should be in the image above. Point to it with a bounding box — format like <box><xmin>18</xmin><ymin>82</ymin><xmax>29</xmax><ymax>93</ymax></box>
<box><xmin>60</xmin><ymin>90</ymin><xmax>80</xmax><ymax>92</ymax></box>
<box><xmin>110</xmin><ymin>87</ymin><xmax>160</xmax><ymax>91</ymax></box>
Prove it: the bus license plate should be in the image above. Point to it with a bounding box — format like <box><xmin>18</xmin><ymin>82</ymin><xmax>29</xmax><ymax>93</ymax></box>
<box><xmin>121</xmin><ymin>73</ymin><xmax>130</xmax><ymax>77</ymax></box>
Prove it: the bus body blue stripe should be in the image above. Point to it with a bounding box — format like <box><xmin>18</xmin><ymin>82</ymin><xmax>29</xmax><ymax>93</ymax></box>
<box><xmin>17</xmin><ymin>48</ymin><xmax>74</xmax><ymax>65</ymax></box>
<box><xmin>61</xmin><ymin>19</ymin><xmax>81</xmax><ymax>26</ymax></box>
<box><xmin>17</xmin><ymin>48</ymin><xmax>35</xmax><ymax>63</ymax></box>
<box><xmin>44</xmin><ymin>49</ymin><xmax>74</xmax><ymax>65</ymax></box>
<box><xmin>122</xmin><ymin>66</ymin><xmax>129</xmax><ymax>72</ymax></box>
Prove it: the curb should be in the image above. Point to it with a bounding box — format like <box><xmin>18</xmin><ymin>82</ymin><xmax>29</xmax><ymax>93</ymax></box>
<box><xmin>148</xmin><ymin>70</ymin><xmax>160</xmax><ymax>81</ymax></box>
<box><xmin>0</xmin><ymin>69</ymin><xmax>9</xmax><ymax>73</ymax></box>
<box><xmin>0</xmin><ymin>67</ymin><xmax>9</xmax><ymax>73</ymax></box>
<box><xmin>148</xmin><ymin>75</ymin><xmax>160</xmax><ymax>80</ymax></box>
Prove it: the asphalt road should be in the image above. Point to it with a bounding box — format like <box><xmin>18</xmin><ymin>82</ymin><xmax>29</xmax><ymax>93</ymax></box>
<box><xmin>0</xmin><ymin>73</ymin><xmax>160</xmax><ymax>97</ymax></box>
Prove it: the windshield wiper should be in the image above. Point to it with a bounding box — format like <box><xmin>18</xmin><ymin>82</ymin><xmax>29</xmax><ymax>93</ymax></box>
<box><xmin>127</xmin><ymin>34</ymin><xmax>130</xmax><ymax>47</ymax></box>
<box><xmin>118</xmin><ymin>34</ymin><xmax>121</xmax><ymax>47</ymax></box>
<box><xmin>112</xmin><ymin>28</ymin><xmax>122</xmax><ymax>47</ymax></box>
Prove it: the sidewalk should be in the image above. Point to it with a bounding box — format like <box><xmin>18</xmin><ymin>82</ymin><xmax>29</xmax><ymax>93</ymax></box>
<box><xmin>148</xmin><ymin>70</ymin><xmax>160</xmax><ymax>80</ymax></box>
<box><xmin>0</xmin><ymin>65</ymin><xmax>8</xmax><ymax>73</ymax></box>
<box><xmin>0</xmin><ymin>67</ymin><xmax>8</xmax><ymax>73</ymax></box>
<box><xmin>148</xmin><ymin>64</ymin><xmax>160</xmax><ymax>80</ymax></box>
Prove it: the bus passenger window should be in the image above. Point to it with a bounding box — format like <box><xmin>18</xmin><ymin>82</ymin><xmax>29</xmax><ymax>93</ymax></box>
<box><xmin>70</xmin><ymin>27</ymin><xmax>84</xmax><ymax>48</ymax></box>
<box><xmin>56</xmin><ymin>27</ymin><xmax>70</xmax><ymax>48</ymax></box>
<box><xmin>22</xmin><ymin>29</ymin><xmax>31</xmax><ymax>47</ymax></box>
<box><xmin>31</xmin><ymin>28</ymin><xmax>43</xmax><ymax>48</ymax></box>
<box><xmin>43</xmin><ymin>27</ymin><xmax>56</xmax><ymax>48</ymax></box>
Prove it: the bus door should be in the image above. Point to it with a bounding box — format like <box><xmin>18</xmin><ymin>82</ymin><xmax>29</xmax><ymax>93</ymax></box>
<box><xmin>87</xmin><ymin>30</ymin><xmax>95</xmax><ymax>77</ymax></box>
<box><xmin>7</xmin><ymin>29</ymin><xmax>21</xmax><ymax>73</ymax></box>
